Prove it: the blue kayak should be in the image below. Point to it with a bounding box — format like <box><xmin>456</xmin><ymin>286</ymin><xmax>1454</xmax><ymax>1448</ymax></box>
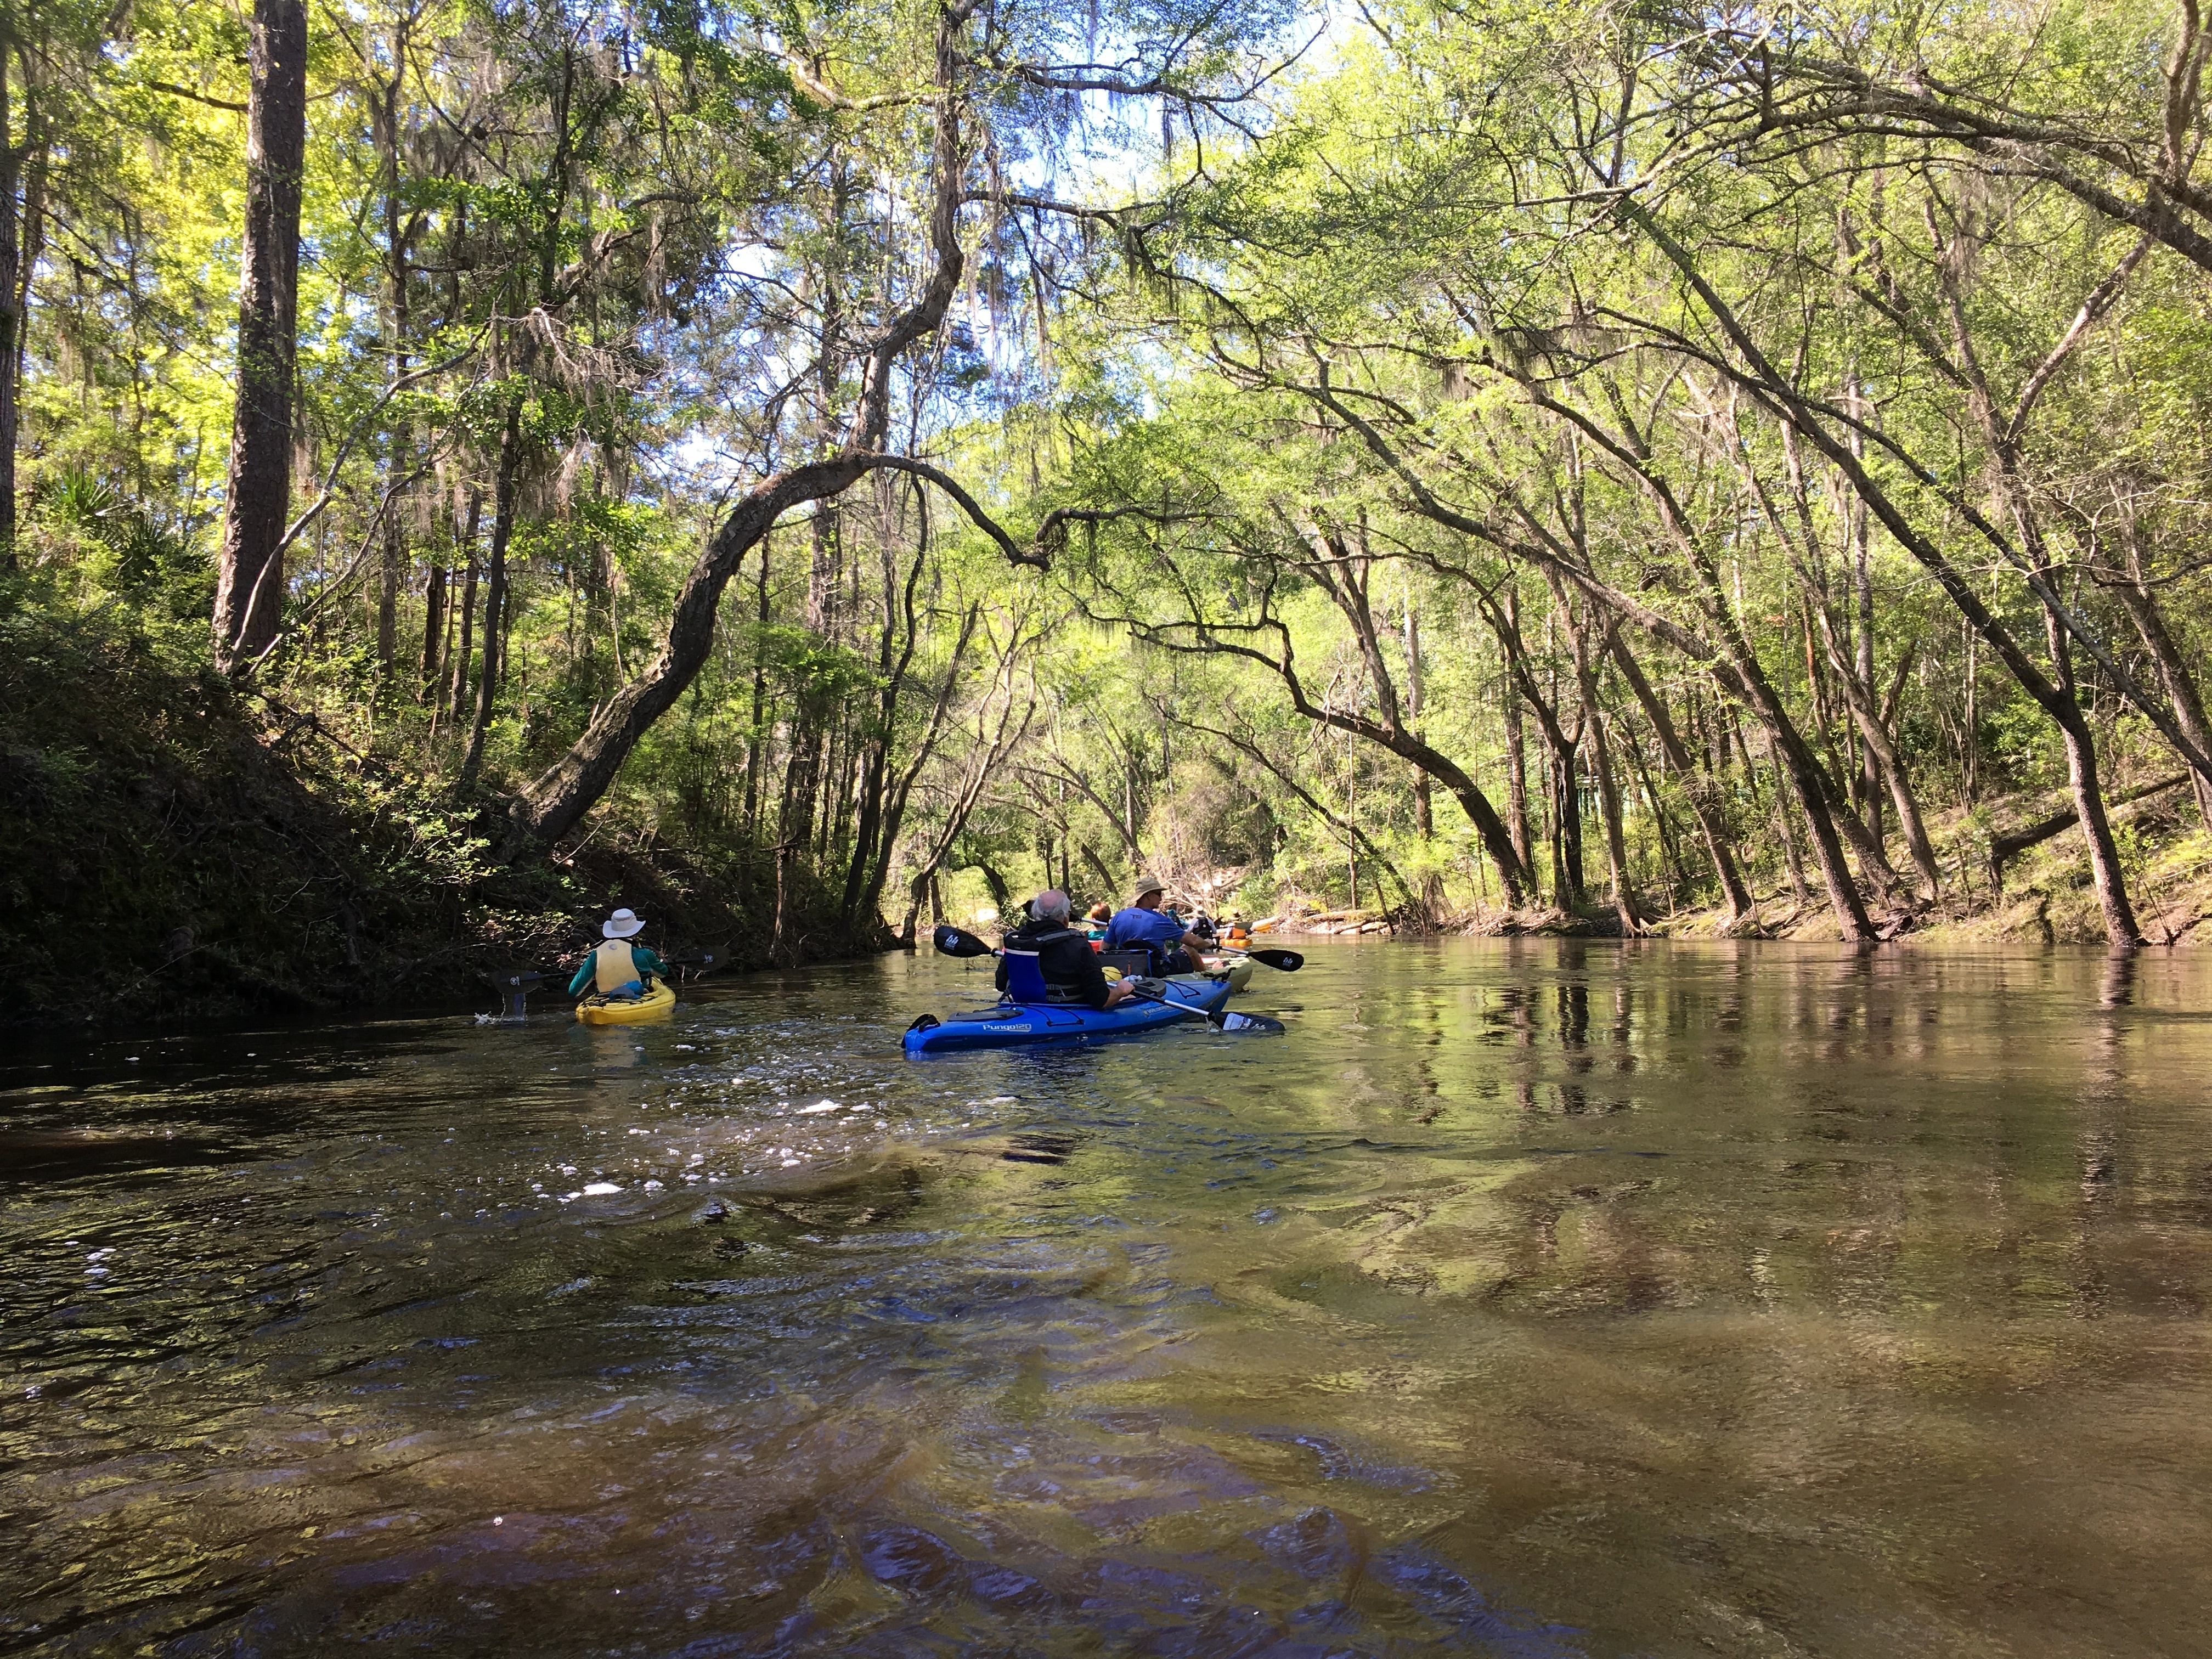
<box><xmin>904</xmin><ymin>976</ymin><xmax>1232</xmax><ymax>1053</ymax></box>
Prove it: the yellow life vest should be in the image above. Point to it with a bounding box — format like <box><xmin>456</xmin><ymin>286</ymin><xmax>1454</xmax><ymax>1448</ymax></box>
<box><xmin>593</xmin><ymin>939</ymin><xmax>640</xmax><ymax>993</ymax></box>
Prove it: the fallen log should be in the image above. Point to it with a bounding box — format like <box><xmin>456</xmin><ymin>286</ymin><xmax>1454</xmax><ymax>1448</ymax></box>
<box><xmin>1990</xmin><ymin>773</ymin><xmax>2187</xmax><ymax>885</ymax></box>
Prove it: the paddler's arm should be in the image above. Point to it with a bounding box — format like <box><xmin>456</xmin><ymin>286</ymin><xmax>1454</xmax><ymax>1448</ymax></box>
<box><xmin>634</xmin><ymin>945</ymin><xmax>670</xmax><ymax>978</ymax></box>
<box><xmin>567</xmin><ymin>953</ymin><xmax>596</xmax><ymax>997</ymax></box>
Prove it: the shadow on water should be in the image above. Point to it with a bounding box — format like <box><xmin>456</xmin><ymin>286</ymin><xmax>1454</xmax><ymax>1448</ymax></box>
<box><xmin>4</xmin><ymin>940</ymin><xmax>2212</xmax><ymax>1655</ymax></box>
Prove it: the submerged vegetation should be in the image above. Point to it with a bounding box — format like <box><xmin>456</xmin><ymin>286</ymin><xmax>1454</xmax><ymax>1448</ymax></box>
<box><xmin>5</xmin><ymin>0</ymin><xmax>2212</xmax><ymax>1019</ymax></box>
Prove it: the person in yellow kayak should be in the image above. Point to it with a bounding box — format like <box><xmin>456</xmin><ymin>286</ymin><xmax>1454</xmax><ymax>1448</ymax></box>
<box><xmin>569</xmin><ymin>908</ymin><xmax>670</xmax><ymax>1002</ymax></box>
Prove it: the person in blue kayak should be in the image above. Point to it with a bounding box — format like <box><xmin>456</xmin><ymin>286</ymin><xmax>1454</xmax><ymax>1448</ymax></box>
<box><xmin>997</xmin><ymin>889</ymin><xmax>1138</xmax><ymax>1008</ymax></box>
<box><xmin>1104</xmin><ymin>876</ymin><xmax>1214</xmax><ymax>974</ymax></box>
<box><xmin>569</xmin><ymin>907</ymin><xmax>670</xmax><ymax>1002</ymax></box>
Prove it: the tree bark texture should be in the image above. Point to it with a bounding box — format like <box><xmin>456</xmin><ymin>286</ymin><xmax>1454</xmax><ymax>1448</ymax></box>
<box><xmin>461</xmin><ymin>401</ymin><xmax>522</xmax><ymax>780</ymax></box>
<box><xmin>211</xmin><ymin>0</ymin><xmax>308</xmax><ymax>672</ymax></box>
<box><xmin>0</xmin><ymin>20</ymin><xmax>20</xmax><ymax>556</ymax></box>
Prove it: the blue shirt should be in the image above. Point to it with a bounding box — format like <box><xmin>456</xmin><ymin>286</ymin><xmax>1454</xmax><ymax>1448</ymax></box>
<box><xmin>1104</xmin><ymin>906</ymin><xmax>1187</xmax><ymax>955</ymax></box>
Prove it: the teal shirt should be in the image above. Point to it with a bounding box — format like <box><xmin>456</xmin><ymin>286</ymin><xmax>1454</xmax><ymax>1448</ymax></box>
<box><xmin>569</xmin><ymin>940</ymin><xmax>669</xmax><ymax>996</ymax></box>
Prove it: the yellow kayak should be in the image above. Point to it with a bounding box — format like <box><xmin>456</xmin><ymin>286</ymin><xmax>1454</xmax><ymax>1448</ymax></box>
<box><xmin>1198</xmin><ymin>957</ymin><xmax>1255</xmax><ymax>993</ymax></box>
<box><xmin>575</xmin><ymin>979</ymin><xmax>676</xmax><ymax>1025</ymax></box>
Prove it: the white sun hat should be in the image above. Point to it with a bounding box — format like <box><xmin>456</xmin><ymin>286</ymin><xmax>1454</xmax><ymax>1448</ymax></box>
<box><xmin>602</xmin><ymin>908</ymin><xmax>646</xmax><ymax>939</ymax></box>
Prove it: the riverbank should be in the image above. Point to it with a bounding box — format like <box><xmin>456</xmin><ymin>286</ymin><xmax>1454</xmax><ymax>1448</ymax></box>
<box><xmin>0</xmin><ymin>600</ymin><xmax>884</xmax><ymax>1030</ymax></box>
<box><xmin>1248</xmin><ymin>776</ymin><xmax>2212</xmax><ymax>948</ymax></box>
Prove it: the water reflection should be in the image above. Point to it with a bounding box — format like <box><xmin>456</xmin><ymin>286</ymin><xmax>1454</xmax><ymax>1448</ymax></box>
<box><xmin>4</xmin><ymin>943</ymin><xmax>2211</xmax><ymax>1655</ymax></box>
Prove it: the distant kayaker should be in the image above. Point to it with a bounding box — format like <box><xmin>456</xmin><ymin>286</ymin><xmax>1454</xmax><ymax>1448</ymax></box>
<box><xmin>569</xmin><ymin>908</ymin><xmax>670</xmax><ymax>1002</ymax></box>
<box><xmin>997</xmin><ymin>890</ymin><xmax>1136</xmax><ymax>1009</ymax></box>
<box><xmin>1085</xmin><ymin>901</ymin><xmax>1112</xmax><ymax>926</ymax></box>
<box><xmin>1104</xmin><ymin>876</ymin><xmax>1213</xmax><ymax>975</ymax></box>
<box><xmin>1227</xmin><ymin>915</ymin><xmax>1251</xmax><ymax>942</ymax></box>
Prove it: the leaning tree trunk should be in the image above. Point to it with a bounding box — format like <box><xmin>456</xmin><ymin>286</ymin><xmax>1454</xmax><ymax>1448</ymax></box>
<box><xmin>1608</xmin><ymin>631</ymin><xmax>1754</xmax><ymax>919</ymax></box>
<box><xmin>211</xmin><ymin>0</ymin><xmax>308</xmax><ymax>673</ymax></box>
<box><xmin>2112</xmin><ymin>534</ymin><xmax>2212</xmax><ymax>826</ymax></box>
<box><xmin>2044</xmin><ymin>602</ymin><xmax>2142</xmax><ymax>945</ymax></box>
<box><xmin>509</xmin><ymin>9</ymin><xmax>974</xmax><ymax>855</ymax></box>
<box><xmin>1824</xmin><ymin>644</ymin><xmax>1942</xmax><ymax>900</ymax></box>
<box><xmin>1626</xmin><ymin>202</ymin><xmax>2146</xmax><ymax>943</ymax></box>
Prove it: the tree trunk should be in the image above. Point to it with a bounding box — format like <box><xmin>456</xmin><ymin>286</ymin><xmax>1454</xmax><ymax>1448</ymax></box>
<box><xmin>0</xmin><ymin>20</ymin><xmax>20</xmax><ymax>558</ymax></box>
<box><xmin>1403</xmin><ymin>587</ymin><xmax>1435</xmax><ymax>839</ymax></box>
<box><xmin>0</xmin><ymin>15</ymin><xmax>45</xmax><ymax>562</ymax></box>
<box><xmin>1854</xmin><ymin>485</ymin><xmax>1882</xmax><ymax>847</ymax></box>
<box><xmin>461</xmin><ymin>401</ymin><xmax>522</xmax><ymax>782</ymax></box>
<box><xmin>1608</xmin><ymin>631</ymin><xmax>1754</xmax><ymax>919</ymax></box>
<box><xmin>1625</xmin><ymin>200</ymin><xmax>2180</xmax><ymax>938</ymax></box>
<box><xmin>448</xmin><ymin>487</ymin><xmax>482</xmax><ymax>724</ymax></box>
<box><xmin>847</xmin><ymin>593</ymin><xmax>981</xmax><ymax>930</ymax></box>
<box><xmin>211</xmin><ymin>0</ymin><xmax>308</xmax><ymax>672</ymax></box>
<box><xmin>421</xmin><ymin>560</ymin><xmax>446</xmax><ymax>697</ymax></box>
<box><xmin>1758</xmin><ymin>728</ymin><xmax>1810</xmax><ymax>907</ymax></box>
<box><xmin>1481</xmin><ymin>586</ymin><xmax>1581</xmax><ymax>907</ymax></box>
<box><xmin>1504</xmin><ymin>663</ymin><xmax>1532</xmax><ymax>872</ymax></box>
<box><xmin>1556</xmin><ymin>585</ymin><xmax>1641</xmax><ymax>932</ymax></box>
<box><xmin>743</xmin><ymin>531</ymin><xmax>771</xmax><ymax>842</ymax></box>
<box><xmin>1547</xmin><ymin>724</ymin><xmax>1583</xmax><ymax>909</ymax></box>
<box><xmin>1992</xmin><ymin>774</ymin><xmax>2185</xmax><ymax>881</ymax></box>
<box><xmin>510</xmin><ymin>12</ymin><xmax>973</xmax><ymax>854</ymax></box>
<box><xmin>1826</xmin><ymin>636</ymin><xmax>1942</xmax><ymax>899</ymax></box>
<box><xmin>781</xmin><ymin>506</ymin><xmax>839</xmax><ymax>857</ymax></box>
<box><xmin>376</xmin><ymin>496</ymin><xmax>404</xmax><ymax>676</ymax></box>
<box><xmin>2045</xmin><ymin>602</ymin><xmax>2142</xmax><ymax>945</ymax></box>
<box><xmin>2113</xmin><ymin>529</ymin><xmax>2212</xmax><ymax>826</ymax></box>
<box><xmin>372</xmin><ymin>23</ymin><xmax>411</xmax><ymax>685</ymax></box>
<box><xmin>1759</xmin><ymin>432</ymin><xmax>1942</xmax><ymax>906</ymax></box>
<box><xmin>1618</xmin><ymin>712</ymin><xmax>1688</xmax><ymax>903</ymax></box>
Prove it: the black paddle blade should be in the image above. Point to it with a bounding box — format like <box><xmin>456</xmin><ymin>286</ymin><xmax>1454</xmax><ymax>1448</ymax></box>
<box><xmin>483</xmin><ymin>966</ymin><xmax>549</xmax><ymax>1020</ymax></box>
<box><xmin>1214</xmin><ymin>1009</ymin><xmax>1285</xmax><ymax>1034</ymax></box>
<box><xmin>1244</xmin><ymin>947</ymin><xmax>1304</xmax><ymax>971</ymax></box>
<box><xmin>1124</xmin><ymin>984</ymin><xmax>1285</xmax><ymax>1034</ymax></box>
<box><xmin>680</xmin><ymin>943</ymin><xmax>732</xmax><ymax>974</ymax></box>
<box><xmin>933</xmin><ymin>924</ymin><xmax>997</xmax><ymax>958</ymax></box>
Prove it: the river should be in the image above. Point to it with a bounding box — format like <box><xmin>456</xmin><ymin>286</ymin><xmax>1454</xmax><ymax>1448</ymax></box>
<box><xmin>3</xmin><ymin>940</ymin><xmax>2209</xmax><ymax>1656</ymax></box>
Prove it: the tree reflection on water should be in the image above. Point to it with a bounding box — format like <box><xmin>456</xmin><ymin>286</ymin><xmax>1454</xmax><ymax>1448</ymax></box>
<box><xmin>3</xmin><ymin>941</ymin><xmax>2209</xmax><ymax>1656</ymax></box>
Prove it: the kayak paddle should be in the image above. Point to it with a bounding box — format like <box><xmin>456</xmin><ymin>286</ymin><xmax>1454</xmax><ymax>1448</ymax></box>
<box><xmin>484</xmin><ymin>966</ymin><xmax>552</xmax><ymax>1020</ymax></box>
<box><xmin>486</xmin><ymin>939</ymin><xmax>729</xmax><ymax>1019</ymax></box>
<box><xmin>1218</xmin><ymin>945</ymin><xmax>1304</xmax><ymax>971</ymax></box>
<box><xmin>933</xmin><ymin>923</ymin><xmax>999</xmax><ymax>958</ymax></box>
<box><xmin>1121</xmin><ymin>983</ymin><xmax>1285</xmax><ymax>1035</ymax></box>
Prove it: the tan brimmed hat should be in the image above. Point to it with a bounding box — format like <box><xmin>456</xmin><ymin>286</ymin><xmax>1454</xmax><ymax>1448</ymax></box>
<box><xmin>1130</xmin><ymin>874</ymin><xmax>1166</xmax><ymax>901</ymax></box>
<box><xmin>602</xmin><ymin>908</ymin><xmax>646</xmax><ymax>939</ymax></box>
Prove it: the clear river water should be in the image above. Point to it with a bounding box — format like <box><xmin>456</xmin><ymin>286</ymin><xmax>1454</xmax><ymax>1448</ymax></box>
<box><xmin>3</xmin><ymin>940</ymin><xmax>2210</xmax><ymax>1657</ymax></box>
